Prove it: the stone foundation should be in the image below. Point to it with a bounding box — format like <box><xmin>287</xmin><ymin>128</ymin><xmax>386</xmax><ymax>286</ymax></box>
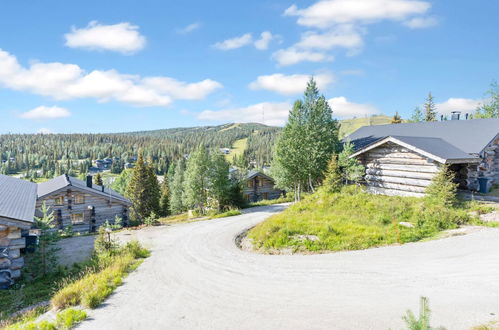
<box><xmin>477</xmin><ymin>135</ymin><xmax>499</xmax><ymax>191</ymax></box>
<box><xmin>0</xmin><ymin>225</ymin><xmax>25</xmax><ymax>288</ymax></box>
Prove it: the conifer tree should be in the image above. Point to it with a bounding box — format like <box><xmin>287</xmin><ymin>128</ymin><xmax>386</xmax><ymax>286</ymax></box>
<box><xmin>423</xmin><ymin>92</ymin><xmax>437</xmax><ymax>122</ymax></box>
<box><xmin>208</xmin><ymin>150</ymin><xmax>231</xmax><ymax>211</ymax></box>
<box><xmin>159</xmin><ymin>179</ymin><xmax>170</xmax><ymax>217</ymax></box>
<box><xmin>338</xmin><ymin>141</ymin><xmax>365</xmax><ymax>183</ymax></box>
<box><xmin>170</xmin><ymin>158</ymin><xmax>186</xmax><ymax>215</ymax></box>
<box><xmin>425</xmin><ymin>165</ymin><xmax>458</xmax><ymax>206</ymax></box>
<box><xmin>410</xmin><ymin>107</ymin><xmax>423</xmax><ymax>122</ymax></box>
<box><xmin>391</xmin><ymin>112</ymin><xmax>402</xmax><ymax>124</ymax></box>
<box><xmin>94</xmin><ymin>173</ymin><xmax>103</xmax><ymax>186</ymax></box>
<box><xmin>323</xmin><ymin>154</ymin><xmax>342</xmax><ymax>192</ymax></box>
<box><xmin>183</xmin><ymin>147</ymin><xmax>210</xmax><ymax>213</ymax></box>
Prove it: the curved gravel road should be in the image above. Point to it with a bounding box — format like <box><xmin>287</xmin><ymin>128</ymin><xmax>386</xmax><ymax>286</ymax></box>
<box><xmin>78</xmin><ymin>204</ymin><xmax>499</xmax><ymax>330</ymax></box>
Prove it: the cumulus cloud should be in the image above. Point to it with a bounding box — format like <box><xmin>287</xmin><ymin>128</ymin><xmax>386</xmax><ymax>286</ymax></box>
<box><xmin>249</xmin><ymin>73</ymin><xmax>334</xmax><ymax>95</ymax></box>
<box><xmin>198</xmin><ymin>102</ymin><xmax>291</xmax><ymax>126</ymax></box>
<box><xmin>436</xmin><ymin>98</ymin><xmax>482</xmax><ymax>115</ymax></box>
<box><xmin>254</xmin><ymin>31</ymin><xmax>275</xmax><ymax>50</ymax></box>
<box><xmin>272</xmin><ymin>48</ymin><xmax>333</xmax><ymax>66</ymax></box>
<box><xmin>284</xmin><ymin>0</ymin><xmax>431</xmax><ymax>28</ymax></box>
<box><xmin>176</xmin><ymin>22</ymin><xmax>201</xmax><ymax>34</ymax></box>
<box><xmin>213</xmin><ymin>33</ymin><xmax>253</xmax><ymax>50</ymax></box>
<box><xmin>327</xmin><ymin>97</ymin><xmax>380</xmax><ymax>119</ymax></box>
<box><xmin>64</xmin><ymin>21</ymin><xmax>146</xmax><ymax>54</ymax></box>
<box><xmin>0</xmin><ymin>49</ymin><xmax>222</xmax><ymax>107</ymax></box>
<box><xmin>403</xmin><ymin>16</ymin><xmax>438</xmax><ymax>28</ymax></box>
<box><xmin>295</xmin><ymin>25</ymin><xmax>364</xmax><ymax>54</ymax></box>
<box><xmin>20</xmin><ymin>106</ymin><xmax>71</xmax><ymax>120</ymax></box>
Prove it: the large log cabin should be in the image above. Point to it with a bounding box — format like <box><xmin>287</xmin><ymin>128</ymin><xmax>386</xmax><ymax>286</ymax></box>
<box><xmin>346</xmin><ymin>117</ymin><xmax>499</xmax><ymax>197</ymax></box>
<box><xmin>37</xmin><ymin>175</ymin><xmax>131</xmax><ymax>233</ymax></box>
<box><xmin>243</xmin><ymin>170</ymin><xmax>282</xmax><ymax>202</ymax></box>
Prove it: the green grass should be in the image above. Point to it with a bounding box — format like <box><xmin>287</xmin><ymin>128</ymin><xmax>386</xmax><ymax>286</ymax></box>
<box><xmin>5</xmin><ymin>308</ymin><xmax>87</xmax><ymax>330</ymax></box>
<box><xmin>338</xmin><ymin>115</ymin><xmax>393</xmax><ymax>138</ymax></box>
<box><xmin>244</xmin><ymin>194</ymin><xmax>295</xmax><ymax>208</ymax></box>
<box><xmin>248</xmin><ymin>186</ymin><xmax>474</xmax><ymax>253</ymax></box>
<box><xmin>209</xmin><ymin>209</ymin><xmax>242</xmax><ymax>218</ymax></box>
<box><xmin>225</xmin><ymin>137</ymin><xmax>248</xmax><ymax>162</ymax></box>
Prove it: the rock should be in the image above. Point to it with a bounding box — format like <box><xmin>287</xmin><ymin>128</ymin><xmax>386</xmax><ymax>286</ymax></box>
<box><xmin>10</xmin><ymin>257</ymin><xmax>24</xmax><ymax>270</ymax></box>
<box><xmin>399</xmin><ymin>222</ymin><xmax>415</xmax><ymax>228</ymax></box>
<box><xmin>293</xmin><ymin>234</ymin><xmax>320</xmax><ymax>242</ymax></box>
<box><xmin>8</xmin><ymin>249</ymin><xmax>20</xmax><ymax>259</ymax></box>
<box><xmin>480</xmin><ymin>211</ymin><xmax>499</xmax><ymax>223</ymax></box>
<box><xmin>0</xmin><ymin>257</ymin><xmax>11</xmax><ymax>269</ymax></box>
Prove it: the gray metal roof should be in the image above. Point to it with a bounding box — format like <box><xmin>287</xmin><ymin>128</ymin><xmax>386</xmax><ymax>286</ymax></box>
<box><xmin>246</xmin><ymin>170</ymin><xmax>274</xmax><ymax>182</ymax></box>
<box><xmin>37</xmin><ymin>175</ymin><xmax>130</xmax><ymax>203</ymax></box>
<box><xmin>388</xmin><ymin>136</ymin><xmax>479</xmax><ymax>162</ymax></box>
<box><xmin>0</xmin><ymin>175</ymin><xmax>37</xmax><ymax>223</ymax></box>
<box><xmin>346</xmin><ymin>118</ymin><xmax>499</xmax><ymax>155</ymax></box>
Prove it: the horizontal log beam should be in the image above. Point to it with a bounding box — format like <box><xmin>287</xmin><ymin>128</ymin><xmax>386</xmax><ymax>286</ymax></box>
<box><xmin>365</xmin><ymin>169</ymin><xmax>436</xmax><ymax>180</ymax></box>
<box><xmin>366</xmin><ymin>186</ymin><xmax>425</xmax><ymax>198</ymax></box>
<box><xmin>366</xmin><ymin>181</ymin><xmax>427</xmax><ymax>193</ymax></box>
<box><xmin>363</xmin><ymin>157</ymin><xmax>433</xmax><ymax>166</ymax></box>
<box><xmin>364</xmin><ymin>151</ymin><xmax>423</xmax><ymax>160</ymax></box>
<box><xmin>365</xmin><ymin>175</ymin><xmax>432</xmax><ymax>187</ymax></box>
<box><xmin>365</xmin><ymin>163</ymin><xmax>440</xmax><ymax>173</ymax></box>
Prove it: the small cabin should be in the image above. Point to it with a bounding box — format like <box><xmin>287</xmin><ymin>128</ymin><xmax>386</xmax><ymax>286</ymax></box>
<box><xmin>243</xmin><ymin>171</ymin><xmax>282</xmax><ymax>202</ymax></box>
<box><xmin>346</xmin><ymin>118</ymin><xmax>499</xmax><ymax>197</ymax></box>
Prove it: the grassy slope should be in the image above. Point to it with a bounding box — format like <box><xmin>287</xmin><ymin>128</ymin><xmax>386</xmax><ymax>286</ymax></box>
<box><xmin>339</xmin><ymin>115</ymin><xmax>393</xmax><ymax>138</ymax></box>
<box><xmin>248</xmin><ymin>186</ymin><xmax>473</xmax><ymax>253</ymax></box>
<box><xmin>225</xmin><ymin>137</ymin><xmax>248</xmax><ymax>162</ymax></box>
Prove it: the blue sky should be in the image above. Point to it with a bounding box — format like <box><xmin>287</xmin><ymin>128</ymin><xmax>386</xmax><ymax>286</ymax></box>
<box><xmin>0</xmin><ymin>0</ymin><xmax>498</xmax><ymax>133</ymax></box>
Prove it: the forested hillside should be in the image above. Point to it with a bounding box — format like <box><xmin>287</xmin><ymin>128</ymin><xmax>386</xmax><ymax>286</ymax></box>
<box><xmin>0</xmin><ymin>123</ymin><xmax>281</xmax><ymax>179</ymax></box>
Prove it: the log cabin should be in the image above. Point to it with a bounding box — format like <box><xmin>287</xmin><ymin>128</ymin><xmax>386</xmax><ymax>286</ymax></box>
<box><xmin>243</xmin><ymin>170</ymin><xmax>282</xmax><ymax>202</ymax></box>
<box><xmin>37</xmin><ymin>175</ymin><xmax>131</xmax><ymax>233</ymax></box>
<box><xmin>0</xmin><ymin>174</ymin><xmax>37</xmax><ymax>287</ymax></box>
<box><xmin>346</xmin><ymin>117</ymin><xmax>499</xmax><ymax>197</ymax></box>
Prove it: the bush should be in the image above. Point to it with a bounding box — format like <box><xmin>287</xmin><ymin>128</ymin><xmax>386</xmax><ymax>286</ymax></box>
<box><xmin>144</xmin><ymin>212</ymin><xmax>159</xmax><ymax>226</ymax></box>
<box><xmin>210</xmin><ymin>209</ymin><xmax>242</xmax><ymax>219</ymax></box>
<box><xmin>55</xmin><ymin>308</ymin><xmax>87</xmax><ymax>329</ymax></box>
<box><xmin>425</xmin><ymin>165</ymin><xmax>458</xmax><ymax>207</ymax></box>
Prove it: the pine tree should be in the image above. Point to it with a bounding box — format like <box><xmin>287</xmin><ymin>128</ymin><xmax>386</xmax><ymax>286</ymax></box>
<box><xmin>125</xmin><ymin>152</ymin><xmax>160</xmax><ymax>222</ymax></box>
<box><xmin>184</xmin><ymin>147</ymin><xmax>210</xmax><ymax>213</ymax></box>
<box><xmin>338</xmin><ymin>141</ymin><xmax>365</xmax><ymax>183</ymax></box>
<box><xmin>323</xmin><ymin>154</ymin><xmax>342</xmax><ymax>192</ymax></box>
<box><xmin>94</xmin><ymin>173</ymin><xmax>103</xmax><ymax>186</ymax></box>
<box><xmin>159</xmin><ymin>179</ymin><xmax>170</xmax><ymax>217</ymax></box>
<box><xmin>410</xmin><ymin>107</ymin><xmax>423</xmax><ymax>122</ymax></box>
<box><xmin>169</xmin><ymin>159</ymin><xmax>185</xmax><ymax>215</ymax></box>
<box><xmin>391</xmin><ymin>112</ymin><xmax>402</xmax><ymax>124</ymax></box>
<box><xmin>423</xmin><ymin>92</ymin><xmax>437</xmax><ymax>122</ymax></box>
<box><xmin>425</xmin><ymin>165</ymin><xmax>458</xmax><ymax>206</ymax></box>
<box><xmin>208</xmin><ymin>150</ymin><xmax>231</xmax><ymax>211</ymax></box>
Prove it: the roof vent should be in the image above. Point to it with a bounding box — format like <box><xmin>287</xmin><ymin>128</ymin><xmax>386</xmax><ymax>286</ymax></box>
<box><xmin>451</xmin><ymin>111</ymin><xmax>461</xmax><ymax>120</ymax></box>
<box><xmin>86</xmin><ymin>175</ymin><xmax>92</xmax><ymax>188</ymax></box>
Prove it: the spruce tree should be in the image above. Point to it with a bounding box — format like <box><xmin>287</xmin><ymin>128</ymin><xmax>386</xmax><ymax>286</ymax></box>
<box><xmin>159</xmin><ymin>179</ymin><xmax>170</xmax><ymax>217</ymax></box>
<box><xmin>410</xmin><ymin>107</ymin><xmax>423</xmax><ymax>122</ymax></box>
<box><xmin>323</xmin><ymin>154</ymin><xmax>342</xmax><ymax>193</ymax></box>
<box><xmin>169</xmin><ymin>159</ymin><xmax>185</xmax><ymax>215</ymax></box>
<box><xmin>423</xmin><ymin>92</ymin><xmax>437</xmax><ymax>122</ymax></box>
<box><xmin>208</xmin><ymin>150</ymin><xmax>231</xmax><ymax>211</ymax></box>
<box><xmin>94</xmin><ymin>173</ymin><xmax>103</xmax><ymax>186</ymax></box>
<box><xmin>338</xmin><ymin>141</ymin><xmax>365</xmax><ymax>183</ymax></box>
<box><xmin>425</xmin><ymin>165</ymin><xmax>458</xmax><ymax>206</ymax></box>
<box><xmin>184</xmin><ymin>147</ymin><xmax>210</xmax><ymax>213</ymax></box>
<box><xmin>391</xmin><ymin>112</ymin><xmax>402</xmax><ymax>124</ymax></box>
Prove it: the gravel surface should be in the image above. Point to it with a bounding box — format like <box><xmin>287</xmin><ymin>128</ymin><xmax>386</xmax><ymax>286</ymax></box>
<box><xmin>77</xmin><ymin>204</ymin><xmax>499</xmax><ymax>330</ymax></box>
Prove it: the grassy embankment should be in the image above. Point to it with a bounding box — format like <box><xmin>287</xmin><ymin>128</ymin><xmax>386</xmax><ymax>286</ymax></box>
<box><xmin>1</xmin><ymin>240</ymin><xmax>149</xmax><ymax>329</ymax></box>
<box><xmin>248</xmin><ymin>186</ymin><xmax>488</xmax><ymax>253</ymax></box>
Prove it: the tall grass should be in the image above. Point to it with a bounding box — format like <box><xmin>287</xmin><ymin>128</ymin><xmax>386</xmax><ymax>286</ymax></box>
<box><xmin>248</xmin><ymin>186</ymin><xmax>473</xmax><ymax>253</ymax></box>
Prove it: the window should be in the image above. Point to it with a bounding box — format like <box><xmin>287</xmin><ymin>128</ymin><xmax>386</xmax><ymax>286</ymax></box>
<box><xmin>54</xmin><ymin>196</ymin><xmax>64</xmax><ymax>206</ymax></box>
<box><xmin>71</xmin><ymin>213</ymin><xmax>84</xmax><ymax>224</ymax></box>
<box><xmin>74</xmin><ymin>194</ymin><xmax>85</xmax><ymax>204</ymax></box>
<box><xmin>245</xmin><ymin>194</ymin><xmax>251</xmax><ymax>201</ymax></box>
<box><xmin>247</xmin><ymin>181</ymin><xmax>253</xmax><ymax>188</ymax></box>
<box><xmin>258</xmin><ymin>179</ymin><xmax>263</xmax><ymax>187</ymax></box>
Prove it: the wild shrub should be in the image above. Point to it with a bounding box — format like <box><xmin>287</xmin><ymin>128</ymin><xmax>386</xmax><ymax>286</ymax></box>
<box><xmin>55</xmin><ymin>308</ymin><xmax>87</xmax><ymax>329</ymax></box>
<box><xmin>323</xmin><ymin>154</ymin><xmax>342</xmax><ymax>193</ymax></box>
<box><xmin>144</xmin><ymin>211</ymin><xmax>159</xmax><ymax>226</ymax></box>
<box><xmin>93</xmin><ymin>227</ymin><xmax>118</xmax><ymax>256</ymax></box>
<box><xmin>402</xmin><ymin>296</ymin><xmax>445</xmax><ymax>330</ymax></box>
<box><xmin>425</xmin><ymin>165</ymin><xmax>458</xmax><ymax>207</ymax></box>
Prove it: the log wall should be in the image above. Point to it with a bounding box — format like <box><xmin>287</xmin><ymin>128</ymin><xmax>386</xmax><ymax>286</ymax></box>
<box><xmin>358</xmin><ymin>142</ymin><xmax>440</xmax><ymax>197</ymax></box>
<box><xmin>0</xmin><ymin>218</ymin><xmax>27</xmax><ymax>287</ymax></box>
<box><xmin>36</xmin><ymin>186</ymin><xmax>129</xmax><ymax>233</ymax></box>
<box><xmin>243</xmin><ymin>176</ymin><xmax>282</xmax><ymax>202</ymax></box>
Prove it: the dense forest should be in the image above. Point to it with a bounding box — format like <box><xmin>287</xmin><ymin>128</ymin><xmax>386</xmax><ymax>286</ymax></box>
<box><xmin>0</xmin><ymin>123</ymin><xmax>282</xmax><ymax>179</ymax></box>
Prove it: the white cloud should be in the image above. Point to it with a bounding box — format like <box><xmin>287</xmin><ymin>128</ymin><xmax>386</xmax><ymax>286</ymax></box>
<box><xmin>20</xmin><ymin>106</ymin><xmax>71</xmax><ymax>120</ymax></box>
<box><xmin>436</xmin><ymin>98</ymin><xmax>482</xmax><ymax>115</ymax></box>
<box><xmin>213</xmin><ymin>33</ymin><xmax>253</xmax><ymax>50</ymax></box>
<box><xmin>37</xmin><ymin>128</ymin><xmax>54</xmax><ymax>134</ymax></box>
<box><xmin>295</xmin><ymin>25</ymin><xmax>364</xmax><ymax>53</ymax></box>
<box><xmin>177</xmin><ymin>22</ymin><xmax>201</xmax><ymax>34</ymax></box>
<box><xmin>198</xmin><ymin>102</ymin><xmax>291</xmax><ymax>126</ymax></box>
<box><xmin>0</xmin><ymin>49</ymin><xmax>222</xmax><ymax>107</ymax></box>
<box><xmin>327</xmin><ymin>97</ymin><xmax>380</xmax><ymax>119</ymax></box>
<box><xmin>272</xmin><ymin>48</ymin><xmax>333</xmax><ymax>66</ymax></box>
<box><xmin>254</xmin><ymin>31</ymin><xmax>274</xmax><ymax>50</ymax></box>
<box><xmin>249</xmin><ymin>73</ymin><xmax>334</xmax><ymax>95</ymax></box>
<box><xmin>284</xmin><ymin>0</ymin><xmax>431</xmax><ymax>28</ymax></box>
<box><xmin>403</xmin><ymin>16</ymin><xmax>438</xmax><ymax>28</ymax></box>
<box><xmin>64</xmin><ymin>21</ymin><xmax>146</xmax><ymax>54</ymax></box>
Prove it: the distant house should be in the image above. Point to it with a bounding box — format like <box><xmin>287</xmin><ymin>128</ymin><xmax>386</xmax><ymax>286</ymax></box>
<box><xmin>243</xmin><ymin>170</ymin><xmax>282</xmax><ymax>202</ymax></box>
<box><xmin>37</xmin><ymin>175</ymin><xmax>131</xmax><ymax>233</ymax></box>
<box><xmin>220</xmin><ymin>148</ymin><xmax>230</xmax><ymax>155</ymax></box>
<box><xmin>0</xmin><ymin>174</ymin><xmax>37</xmax><ymax>286</ymax></box>
<box><xmin>346</xmin><ymin>118</ymin><xmax>499</xmax><ymax>197</ymax></box>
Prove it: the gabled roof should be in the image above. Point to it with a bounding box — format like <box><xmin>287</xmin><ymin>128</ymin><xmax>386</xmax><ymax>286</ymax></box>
<box><xmin>0</xmin><ymin>174</ymin><xmax>37</xmax><ymax>223</ymax></box>
<box><xmin>350</xmin><ymin>136</ymin><xmax>481</xmax><ymax>164</ymax></box>
<box><xmin>37</xmin><ymin>175</ymin><xmax>130</xmax><ymax>204</ymax></box>
<box><xmin>246</xmin><ymin>170</ymin><xmax>274</xmax><ymax>182</ymax></box>
<box><xmin>346</xmin><ymin>118</ymin><xmax>499</xmax><ymax>155</ymax></box>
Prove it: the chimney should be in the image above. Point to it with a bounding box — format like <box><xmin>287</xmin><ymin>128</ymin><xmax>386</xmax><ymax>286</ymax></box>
<box><xmin>451</xmin><ymin>111</ymin><xmax>461</xmax><ymax>120</ymax></box>
<box><xmin>465</xmin><ymin>113</ymin><xmax>469</xmax><ymax>120</ymax></box>
<box><xmin>86</xmin><ymin>175</ymin><xmax>92</xmax><ymax>188</ymax></box>
<box><xmin>440</xmin><ymin>114</ymin><xmax>444</xmax><ymax>121</ymax></box>
<box><xmin>102</xmin><ymin>185</ymin><xmax>105</xmax><ymax>192</ymax></box>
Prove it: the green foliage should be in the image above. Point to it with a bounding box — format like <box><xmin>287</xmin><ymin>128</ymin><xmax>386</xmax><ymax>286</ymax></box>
<box><xmin>159</xmin><ymin>178</ymin><xmax>170</xmax><ymax>217</ymax></box>
<box><xmin>208</xmin><ymin>151</ymin><xmax>232</xmax><ymax>211</ymax></box>
<box><xmin>338</xmin><ymin>141</ymin><xmax>365</xmax><ymax>183</ymax></box>
<box><xmin>55</xmin><ymin>308</ymin><xmax>87</xmax><ymax>329</ymax></box>
<box><xmin>323</xmin><ymin>154</ymin><xmax>342</xmax><ymax>192</ymax></box>
<box><xmin>93</xmin><ymin>227</ymin><xmax>118</xmax><ymax>256</ymax></box>
<box><xmin>410</xmin><ymin>106</ymin><xmax>424</xmax><ymax>122</ymax></box>
<box><xmin>209</xmin><ymin>209</ymin><xmax>242</xmax><ymax>219</ymax></box>
<box><xmin>169</xmin><ymin>159</ymin><xmax>186</xmax><ymax>215</ymax></box>
<box><xmin>423</xmin><ymin>92</ymin><xmax>437</xmax><ymax>122</ymax></box>
<box><xmin>183</xmin><ymin>146</ymin><xmax>210</xmax><ymax>213</ymax></box>
<box><xmin>144</xmin><ymin>212</ymin><xmax>159</xmax><ymax>226</ymax></box>
<box><xmin>425</xmin><ymin>165</ymin><xmax>458</xmax><ymax>207</ymax></box>
<box><xmin>93</xmin><ymin>173</ymin><xmax>103</xmax><ymax>186</ymax></box>
<box><xmin>272</xmin><ymin>78</ymin><xmax>339</xmax><ymax>200</ymax></box>
<box><xmin>248</xmin><ymin>186</ymin><xmax>471</xmax><ymax>252</ymax></box>
<box><xmin>402</xmin><ymin>297</ymin><xmax>444</xmax><ymax>330</ymax></box>
<box><xmin>24</xmin><ymin>203</ymin><xmax>60</xmax><ymax>279</ymax></box>
<box><xmin>475</xmin><ymin>80</ymin><xmax>499</xmax><ymax>118</ymax></box>
<box><xmin>111</xmin><ymin>169</ymin><xmax>133</xmax><ymax>196</ymax></box>
<box><xmin>125</xmin><ymin>152</ymin><xmax>160</xmax><ymax>222</ymax></box>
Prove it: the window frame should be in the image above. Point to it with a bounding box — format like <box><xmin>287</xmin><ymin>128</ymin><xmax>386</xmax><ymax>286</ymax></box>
<box><xmin>74</xmin><ymin>194</ymin><xmax>85</xmax><ymax>204</ymax></box>
<box><xmin>71</xmin><ymin>213</ymin><xmax>84</xmax><ymax>224</ymax></box>
<box><xmin>54</xmin><ymin>196</ymin><xmax>64</xmax><ymax>206</ymax></box>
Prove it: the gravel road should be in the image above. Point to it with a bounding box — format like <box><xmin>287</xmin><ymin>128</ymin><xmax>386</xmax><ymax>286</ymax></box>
<box><xmin>77</xmin><ymin>204</ymin><xmax>499</xmax><ymax>330</ymax></box>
